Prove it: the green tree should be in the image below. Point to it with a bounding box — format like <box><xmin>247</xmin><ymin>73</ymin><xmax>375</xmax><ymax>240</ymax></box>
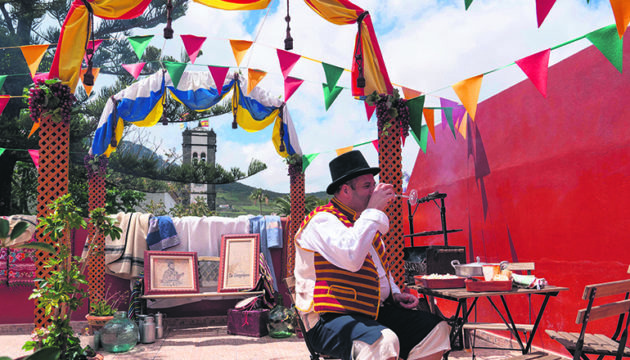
<box><xmin>249</xmin><ymin>188</ymin><xmax>269</xmax><ymax>215</ymax></box>
<box><xmin>273</xmin><ymin>194</ymin><xmax>329</xmax><ymax>217</ymax></box>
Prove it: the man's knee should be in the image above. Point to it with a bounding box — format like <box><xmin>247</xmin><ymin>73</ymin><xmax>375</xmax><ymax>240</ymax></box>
<box><xmin>352</xmin><ymin>328</ymin><xmax>399</xmax><ymax>360</ymax></box>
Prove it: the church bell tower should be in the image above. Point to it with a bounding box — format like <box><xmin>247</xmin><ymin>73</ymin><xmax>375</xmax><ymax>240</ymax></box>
<box><xmin>182</xmin><ymin>125</ymin><xmax>217</xmax><ymax>210</ymax></box>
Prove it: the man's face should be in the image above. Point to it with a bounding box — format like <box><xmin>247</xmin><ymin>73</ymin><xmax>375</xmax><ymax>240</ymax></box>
<box><xmin>344</xmin><ymin>174</ymin><xmax>376</xmax><ymax>213</ymax></box>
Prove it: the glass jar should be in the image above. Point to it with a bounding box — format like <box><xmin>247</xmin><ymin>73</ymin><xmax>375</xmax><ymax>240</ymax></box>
<box><xmin>267</xmin><ymin>295</ymin><xmax>295</xmax><ymax>338</ymax></box>
<box><xmin>100</xmin><ymin>311</ymin><xmax>138</xmax><ymax>353</ymax></box>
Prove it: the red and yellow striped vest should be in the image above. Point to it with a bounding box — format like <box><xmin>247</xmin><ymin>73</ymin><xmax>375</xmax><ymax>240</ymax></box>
<box><xmin>297</xmin><ymin>198</ymin><xmax>391</xmax><ymax>319</ymax></box>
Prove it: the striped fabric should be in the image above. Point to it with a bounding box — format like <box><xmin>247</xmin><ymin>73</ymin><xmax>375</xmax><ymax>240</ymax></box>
<box><xmin>298</xmin><ymin>199</ymin><xmax>391</xmax><ymax>319</ymax></box>
<box><xmin>192</xmin><ymin>0</ymin><xmax>271</xmax><ymax>10</ymax></box>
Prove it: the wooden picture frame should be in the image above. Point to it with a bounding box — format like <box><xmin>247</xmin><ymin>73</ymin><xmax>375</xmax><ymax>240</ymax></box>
<box><xmin>198</xmin><ymin>256</ymin><xmax>220</xmax><ymax>291</ymax></box>
<box><xmin>144</xmin><ymin>251</ymin><xmax>199</xmax><ymax>295</ymax></box>
<box><xmin>217</xmin><ymin>234</ymin><xmax>260</xmax><ymax>293</ymax></box>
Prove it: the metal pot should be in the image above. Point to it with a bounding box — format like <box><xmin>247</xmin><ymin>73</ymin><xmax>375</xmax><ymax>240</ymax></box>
<box><xmin>451</xmin><ymin>257</ymin><xmax>508</xmax><ymax>277</ymax></box>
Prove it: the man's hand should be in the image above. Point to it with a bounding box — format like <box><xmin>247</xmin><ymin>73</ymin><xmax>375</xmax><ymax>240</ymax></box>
<box><xmin>392</xmin><ymin>292</ymin><xmax>419</xmax><ymax>310</ymax></box>
<box><xmin>366</xmin><ymin>183</ymin><xmax>394</xmax><ymax>211</ymax></box>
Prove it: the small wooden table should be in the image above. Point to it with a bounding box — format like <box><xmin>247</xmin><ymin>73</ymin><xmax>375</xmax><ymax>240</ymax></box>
<box><xmin>409</xmin><ymin>285</ymin><xmax>568</xmax><ymax>355</ymax></box>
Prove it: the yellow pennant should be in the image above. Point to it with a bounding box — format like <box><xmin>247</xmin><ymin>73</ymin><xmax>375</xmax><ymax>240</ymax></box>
<box><xmin>247</xmin><ymin>69</ymin><xmax>266</xmax><ymax>95</ymax></box>
<box><xmin>20</xmin><ymin>44</ymin><xmax>49</xmax><ymax>77</ymax></box>
<box><xmin>80</xmin><ymin>68</ymin><xmax>100</xmax><ymax>96</ymax></box>
<box><xmin>452</xmin><ymin>74</ymin><xmax>483</xmax><ymax>121</ymax></box>
<box><xmin>336</xmin><ymin>146</ymin><xmax>354</xmax><ymax>156</ymax></box>
<box><xmin>230</xmin><ymin>40</ymin><xmax>253</xmax><ymax>67</ymax></box>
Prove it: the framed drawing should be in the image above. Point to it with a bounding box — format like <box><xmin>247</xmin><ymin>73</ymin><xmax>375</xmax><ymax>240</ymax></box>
<box><xmin>217</xmin><ymin>234</ymin><xmax>260</xmax><ymax>293</ymax></box>
<box><xmin>198</xmin><ymin>256</ymin><xmax>220</xmax><ymax>291</ymax></box>
<box><xmin>144</xmin><ymin>251</ymin><xmax>199</xmax><ymax>295</ymax></box>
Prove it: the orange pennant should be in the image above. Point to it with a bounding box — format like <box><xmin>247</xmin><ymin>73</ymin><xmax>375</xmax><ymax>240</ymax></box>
<box><xmin>247</xmin><ymin>69</ymin><xmax>266</xmax><ymax>94</ymax></box>
<box><xmin>452</xmin><ymin>74</ymin><xmax>483</xmax><ymax>121</ymax></box>
<box><xmin>80</xmin><ymin>68</ymin><xmax>100</xmax><ymax>96</ymax></box>
<box><xmin>28</xmin><ymin>122</ymin><xmax>40</xmax><ymax>138</ymax></box>
<box><xmin>20</xmin><ymin>44</ymin><xmax>49</xmax><ymax>77</ymax></box>
<box><xmin>458</xmin><ymin>113</ymin><xmax>469</xmax><ymax>139</ymax></box>
<box><xmin>229</xmin><ymin>40</ymin><xmax>253</xmax><ymax>66</ymax></box>
<box><xmin>402</xmin><ymin>87</ymin><xmax>422</xmax><ymax>100</ymax></box>
<box><xmin>422</xmin><ymin>108</ymin><xmax>435</xmax><ymax>142</ymax></box>
<box><xmin>610</xmin><ymin>0</ymin><xmax>630</xmax><ymax>39</ymax></box>
<box><xmin>336</xmin><ymin>146</ymin><xmax>354</xmax><ymax>156</ymax></box>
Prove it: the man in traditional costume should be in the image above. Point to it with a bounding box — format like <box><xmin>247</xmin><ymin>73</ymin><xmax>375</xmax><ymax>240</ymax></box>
<box><xmin>294</xmin><ymin>150</ymin><xmax>451</xmax><ymax>360</ymax></box>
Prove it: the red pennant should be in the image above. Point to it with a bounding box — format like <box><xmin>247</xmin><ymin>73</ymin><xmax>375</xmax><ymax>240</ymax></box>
<box><xmin>284</xmin><ymin>76</ymin><xmax>303</xmax><ymax>101</ymax></box>
<box><xmin>0</xmin><ymin>96</ymin><xmax>9</xmax><ymax>116</ymax></box>
<box><xmin>28</xmin><ymin>149</ymin><xmax>39</xmax><ymax>169</ymax></box>
<box><xmin>276</xmin><ymin>49</ymin><xmax>301</xmax><ymax>79</ymax></box>
<box><xmin>208</xmin><ymin>66</ymin><xmax>230</xmax><ymax>95</ymax></box>
<box><xmin>536</xmin><ymin>0</ymin><xmax>556</xmax><ymax>27</ymax></box>
<box><xmin>180</xmin><ymin>35</ymin><xmax>207</xmax><ymax>64</ymax></box>
<box><xmin>371</xmin><ymin>139</ymin><xmax>379</xmax><ymax>153</ymax></box>
<box><xmin>364</xmin><ymin>102</ymin><xmax>376</xmax><ymax>122</ymax></box>
<box><xmin>83</xmin><ymin>39</ymin><xmax>103</xmax><ymax>66</ymax></box>
<box><xmin>515</xmin><ymin>49</ymin><xmax>550</xmax><ymax>97</ymax></box>
<box><xmin>122</xmin><ymin>63</ymin><xmax>146</xmax><ymax>79</ymax></box>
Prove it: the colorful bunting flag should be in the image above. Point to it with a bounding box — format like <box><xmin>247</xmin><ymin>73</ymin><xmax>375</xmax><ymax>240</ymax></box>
<box><xmin>0</xmin><ymin>75</ymin><xmax>7</xmax><ymax>91</ymax></box>
<box><xmin>515</xmin><ymin>49</ymin><xmax>550</xmax><ymax>97</ymax></box>
<box><xmin>164</xmin><ymin>61</ymin><xmax>187</xmax><ymax>88</ymax></box>
<box><xmin>0</xmin><ymin>96</ymin><xmax>9</xmax><ymax>116</ymax></box>
<box><xmin>180</xmin><ymin>34</ymin><xmax>207</xmax><ymax>64</ymax></box>
<box><xmin>247</xmin><ymin>69</ymin><xmax>266</xmax><ymax>95</ymax></box>
<box><xmin>122</xmin><ymin>63</ymin><xmax>146</xmax><ymax>80</ymax></box>
<box><xmin>28</xmin><ymin>122</ymin><xmax>39</xmax><ymax>138</ymax></box>
<box><xmin>28</xmin><ymin>149</ymin><xmax>39</xmax><ymax>169</ymax></box>
<box><xmin>610</xmin><ymin>0</ymin><xmax>630</xmax><ymax>39</ymax></box>
<box><xmin>440</xmin><ymin>98</ymin><xmax>457</xmax><ymax>130</ymax></box>
<box><xmin>364</xmin><ymin>102</ymin><xmax>376</xmax><ymax>122</ymax></box>
<box><xmin>83</xmin><ymin>39</ymin><xmax>103</xmax><ymax>66</ymax></box>
<box><xmin>192</xmin><ymin>0</ymin><xmax>271</xmax><ymax>10</ymax></box>
<box><xmin>20</xmin><ymin>44</ymin><xmax>49</xmax><ymax>77</ymax></box>
<box><xmin>407</xmin><ymin>95</ymin><xmax>425</xmax><ymax>141</ymax></box>
<box><xmin>284</xmin><ymin>76</ymin><xmax>303</xmax><ymax>101</ymax></box>
<box><xmin>585</xmin><ymin>24</ymin><xmax>624</xmax><ymax>73</ymax></box>
<box><xmin>128</xmin><ymin>35</ymin><xmax>154</xmax><ymax>61</ymax></box>
<box><xmin>277</xmin><ymin>49</ymin><xmax>301</xmax><ymax>79</ymax></box>
<box><xmin>402</xmin><ymin>87</ymin><xmax>422</xmax><ymax>100</ymax></box>
<box><xmin>80</xmin><ymin>67</ymin><xmax>100</xmax><ymax>96</ymax></box>
<box><xmin>0</xmin><ymin>148</ymin><xmax>4</xmax><ymax>157</ymax></box>
<box><xmin>322</xmin><ymin>62</ymin><xmax>344</xmax><ymax>91</ymax></box>
<box><xmin>371</xmin><ymin>139</ymin><xmax>379</xmax><ymax>153</ymax></box>
<box><xmin>201</xmin><ymin>120</ymin><xmax>209</xmax><ymax>127</ymax></box>
<box><xmin>336</xmin><ymin>146</ymin><xmax>353</xmax><ymax>156</ymax></box>
<box><xmin>208</xmin><ymin>66</ymin><xmax>230</xmax><ymax>95</ymax></box>
<box><xmin>443</xmin><ymin>107</ymin><xmax>457</xmax><ymax>139</ymax></box>
<box><xmin>536</xmin><ymin>0</ymin><xmax>556</xmax><ymax>27</ymax></box>
<box><xmin>458</xmin><ymin>113</ymin><xmax>468</xmax><ymax>139</ymax></box>
<box><xmin>302</xmin><ymin>153</ymin><xmax>319</xmax><ymax>172</ymax></box>
<box><xmin>323</xmin><ymin>84</ymin><xmax>343</xmax><ymax>111</ymax></box>
<box><xmin>465</xmin><ymin>0</ymin><xmax>474</xmax><ymax>10</ymax></box>
<box><xmin>229</xmin><ymin>40</ymin><xmax>253</xmax><ymax>66</ymax></box>
<box><xmin>452</xmin><ymin>74</ymin><xmax>483</xmax><ymax>121</ymax></box>
<box><xmin>411</xmin><ymin>125</ymin><xmax>428</xmax><ymax>153</ymax></box>
<box><xmin>423</xmin><ymin>108</ymin><xmax>435</xmax><ymax>142</ymax></box>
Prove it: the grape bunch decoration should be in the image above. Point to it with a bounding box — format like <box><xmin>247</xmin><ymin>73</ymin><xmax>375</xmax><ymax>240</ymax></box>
<box><xmin>365</xmin><ymin>89</ymin><xmax>410</xmax><ymax>140</ymax></box>
<box><xmin>285</xmin><ymin>154</ymin><xmax>303</xmax><ymax>177</ymax></box>
<box><xmin>27</xmin><ymin>78</ymin><xmax>76</xmax><ymax>124</ymax></box>
<box><xmin>84</xmin><ymin>154</ymin><xmax>109</xmax><ymax>179</ymax></box>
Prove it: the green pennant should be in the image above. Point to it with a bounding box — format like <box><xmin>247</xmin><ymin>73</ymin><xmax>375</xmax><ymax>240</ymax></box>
<box><xmin>411</xmin><ymin>125</ymin><xmax>429</xmax><ymax>153</ymax></box>
<box><xmin>302</xmin><ymin>153</ymin><xmax>320</xmax><ymax>172</ymax></box>
<box><xmin>0</xmin><ymin>148</ymin><xmax>5</xmax><ymax>157</ymax></box>
<box><xmin>0</xmin><ymin>75</ymin><xmax>7</xmax><ymax>91</ymax></box>
<box><xmin>128</xmin><ymin>35</ymin><xmax>154</xmax><ymax>61</ymax></box>
<box><xmin>322</xmin><ymin>62</ymin><xmax>344</xmax><ymax>91</ymax></box>
<box><xmin>323</xmin><ymin>83</ymin><xmax>343</xmax><ymax>111</ymax></box>
<box><xmin>407</xmin><ymin>95</ymin><xmax>425</xmax><ymax>138</ymax></box>
<box><xmin>585</xmin><ymin>24</ymin><xmax>623</xmax><ymax>73</ymax></box>
<box><xmin>443</xmin><ymin>107</ymin><xmax>457</xmax><ymax>139</ymax></box>
<box><xmin>465</xmin><ymin>0</ymin><xmax>474</xmax><ymax>10</ymax></box>
<box><xmin>164</xmin><ymin>61</ymin><xmax>188</xmax><ymax>88</ymax></box>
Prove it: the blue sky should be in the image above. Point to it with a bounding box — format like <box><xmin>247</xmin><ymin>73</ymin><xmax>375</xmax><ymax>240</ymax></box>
<box><xmin>108</xmin><ymin>0</ymin><xmax>616</xmax><ymax>194</ymax></box>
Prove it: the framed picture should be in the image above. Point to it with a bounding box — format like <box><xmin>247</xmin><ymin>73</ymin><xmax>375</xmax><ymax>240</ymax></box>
<box><xmin>144</xmin><ymin>251</ymin><xmax>199</xmax><ymax>295</ymax></box>
<box><xmin>217</xmin><ymin>234</ymin><xmax>260</xmax><ymax>293</ymax></box>
<box><xmin>198</xmin><ymin>256</ymin><xmax>220</xmax><ymax>291</ymax></box>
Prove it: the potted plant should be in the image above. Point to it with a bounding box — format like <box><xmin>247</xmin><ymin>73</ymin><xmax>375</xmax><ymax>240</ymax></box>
<box><xmin>85</xmin><ymin>287</ymin><xmax>126</xmax><ymax>334</ymax></box>
<box><xmin>21</xmin><ymin>194</ymin><xmax>121</xmax><ymax>360</ymax></box>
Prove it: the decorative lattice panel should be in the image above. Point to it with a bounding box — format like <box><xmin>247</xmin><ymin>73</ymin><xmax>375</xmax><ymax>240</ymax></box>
<box><xmin>378</xmin><ymin>121</ymin><xmax>405</xmax><ymax>287</ymax></box>
<box><xmin>287</xmin><ymin>171</ymin><xmax>305</xmax><ymax>279</ymax></box>
<box><xmin>88</xmin><ymin>174</ymin><xmax>106</xmax><ymax>302</ymax></box>
<box><xmin>34</xmin><ymin>117</ymin><xmax>70</xmax><ymax>328</ymax></box>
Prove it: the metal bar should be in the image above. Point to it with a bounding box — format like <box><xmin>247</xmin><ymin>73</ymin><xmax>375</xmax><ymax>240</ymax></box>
<box><xmin>440</xmin><ymin>198</ymin><xmax>448</xmax><ymax>246</ymax></box>
<box><xmin>525</xmin><ymin>294</ymin><xmax>552</xmax><ymax>353</ymax></box>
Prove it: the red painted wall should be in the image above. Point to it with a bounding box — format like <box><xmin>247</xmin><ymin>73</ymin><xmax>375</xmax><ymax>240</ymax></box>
<box><xmin>406</xmin><ymin>36</ymin><xmax>630</xmax><ymax>354</ymax></box>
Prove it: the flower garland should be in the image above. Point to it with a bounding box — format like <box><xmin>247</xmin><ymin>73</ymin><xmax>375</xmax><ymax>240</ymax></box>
<box><xmin>365</xmin><ymin>89</ymin><xmax>410</xmax><ymax>139</ymax></box>
<box><xmin>84</xmin><ymin>154</ymin><xmax>109</xmax><ymax>179</ymax></box>
<box><xmin>26</xmin><ymin>78</ymin><xmax>76</xmax><ymax>124</ymax></box>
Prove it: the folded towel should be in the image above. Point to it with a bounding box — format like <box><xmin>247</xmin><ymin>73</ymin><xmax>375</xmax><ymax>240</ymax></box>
<box><xmin>146</xmin><ymin>215</ymin><xmax>180</xmax><ymax>251</ymax></box>
<box><xmin>104</xmin><ymin>212</ymin><xmax>151</xmax><ymax>279</ymax></box>
<box><xmin>263</xmin><ymin>215</ymin><xmax>283</xmax><ymax>249</ymax></box>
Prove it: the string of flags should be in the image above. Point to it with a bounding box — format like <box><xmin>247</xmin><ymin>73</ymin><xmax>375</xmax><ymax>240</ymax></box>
<box><xmin>0</xmin><ymin>148</ymin><xmax>40</xmax><ymax>169</ymax></box>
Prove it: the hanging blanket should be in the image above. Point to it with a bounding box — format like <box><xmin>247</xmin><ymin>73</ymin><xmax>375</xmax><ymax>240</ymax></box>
<box><xmin>146</xmin><ymin>215</ymin><xmax>180</xmax><ymax>251</ymax></box>
<box><xmin>104</xmin><ymin>212</ymin><xmax>151</xmax><ymax>279</ymax></box>
<box><xmin>0</xmin><ymin>247</ymin><xmax>8</xmax><ymax>287</ymax></box>
<box><xmin>2</xmin><ymin>215</ymin><xmax>38</xmax><ymax>287</ymax></box>
<box><xmin>169</xmin><ymin>215</ymin><xmax>251</xmax><ymax>256</ymax></box>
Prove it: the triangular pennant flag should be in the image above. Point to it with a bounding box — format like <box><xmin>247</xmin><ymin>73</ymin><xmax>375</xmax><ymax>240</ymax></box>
<box><xmin>28</xmin><ymin>122</ymin><xmax>39</xmax><ymax>138</ymax></box>
<box><xmin>247</xmin><ymin>69</ymin><xmax>267</xmax><ymax>95</ymax></box>
<box><xmin>515</xmin><ymin>49</ymin><xmax>550</xmax><ymax>97</ymax></box>
<box><xmin>411</xmin><ymin>125</ymin><xmax>429</xmax><ymax>153</ymax></box>
<box><xmin>0</xmin><ymin>95</ymin><xmax>9</xmax><ymax>116</ymax></box>
<box><xmin>440</xmin><ymin>98</ymin><xmax>458</xmax><ymax>129</ymax></box>
<box><xmin>371</xmin><ymin>139</ymin><xmax>379</xmax><ymax>153</ymax></box>
<box><xmin>444</xmin><ymin>107</ymin><xmax>457</xmax><ymax>139</ymax></box>
<box><xmin>284</xmin><ymin>76</ymin><xmax>303</xmax><ymax>101</ymax></box>
<box><xmin>208</xmin><ymin>66</ymin><xmax>230</xmax><ymax>95</ymax></box>
<box><xmin>128</xmin><ymin>35</ymin><xmax>154</xmax><ymax>61</ymax></box>
<box><xmin>322</xmin><ymin>62</ymin><xmax>344</xmax><ymax>91</ymax></box>
<box><xmin>458</xmin><ymin>113</ymin><xmax>468</xmax><ymax>139</ymax></box>
<box><xmin>31</xmin><ymin>72</ymin><xmax>49</xmax><ymax>83</ymax></box>
<box><xmin>80</xmin><ymin>67</ymin><xmax>100</xmax><ymax>96</ymax></box>
<box><xmin>0</xmin><ymin>148</ymin><xmax>4</xmax><ymax>157</ymax></box>
<box><xmin>610</xmin><ymin>0</ymin><xmax>630</xmax><ymax>39</ymax></box>
<box><xmin>83</xmin><ymin>39</ymin><xmax>103</xmax><ymax>66</ymax></box>
<box><xmin>20</xmin><ymin>44</ymin><xmax>49</xmax><ymax>76</ymax></box>
<box><xmin>163</xmin><ymin>61</ymin><xmax>187</xmax><ymax>88</ymax></box>
<box><xmin>536</xmin><ymin>0</ymin><xmax>556</xmax><ymax>27</ymax></box>
<box><xmin>586</xmin><ymin>24</ymin><xmax>624</xmax><ymax>73</ymax></box>
<box><xmin>28</xmin><ymin>149</ymin><xmax>39</xmax><ymax>169</ymax></box>
<box><xmin>407</xmin><ymin>95</ymin><xmax>425</xmax><ymax>138</ymax></box>
<box><xmin>277</xmin><ymin>49</ymin><xmax>301</xmax><ymax>79</ymax></box>
<box><xmin>364</xmin><ymin>102</ymin><xmax>376</xmax><ymax>121</ymax></box>
<box><xmin>465</xmin><ymin>0</ymin><xmax>474</xmax><ymax>10</ymax></box>
<box><xmin>423</xmin><ymin>108</ymin><xmax>435</xmax><ymax>142</ymax></box>
<box><xmin>336</xmin><ymin>146</ymin><xmax>354</xmax><ymax>156</ymax></box>
<box><xmin>0</xmin><ymin>75</ymin><xmax>7</xmax><ymax>90</ymax></box>
<box><xmin>180</xmin><ymin>34</ymin><xmax>207</xmax><ymax>64</ymax></box>
<box><xmin>302</xmin><ymin>153</ymin><xmax>319</xmax><ymax>172</ymax></box>
<box><xmin>452</xmin><ymin>74</ymin><xmax>483</xmax><ymax>120</ymax></box>
<box><xmin>122</xmin><ymin>62</ymin><xmax>146</xmax><ymax>80</ymax></box>
<box><xmin>402</xmin><ymin>87</ymin><xmax>422</xmax><ymax>100</ymax></box>
<box><xmin>322</xmin><ymin>84</ymin><xmax>343</xmax><ymax>111</ymax></box>
<box><xmin>229</xmin><ymin>39</ymin><xmax>253</xmax><ymax>66</ymax></box>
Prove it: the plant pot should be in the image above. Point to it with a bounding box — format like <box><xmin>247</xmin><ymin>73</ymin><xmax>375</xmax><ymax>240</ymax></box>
<box><xmin>86</xmin><ymin>314</ymin><xmax>114</xmax><ymax>335</ymax></box>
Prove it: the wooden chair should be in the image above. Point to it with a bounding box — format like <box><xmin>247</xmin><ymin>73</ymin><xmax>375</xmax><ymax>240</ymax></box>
<box><xmin>284</xmin><ymin>276</ymin><xmax>337</xmax><ymax>360</ymax></box>
<box><xmin>510</xmin><ymin>278</ymin><xmax>630</xmax><ymax>360</ymax></box>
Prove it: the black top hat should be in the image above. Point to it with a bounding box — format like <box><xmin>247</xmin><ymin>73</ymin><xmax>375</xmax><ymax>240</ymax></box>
<box><xmin>326</xmin><ymin>150</ymin><xmax>380</xmax><ymax>195</ymax></box>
